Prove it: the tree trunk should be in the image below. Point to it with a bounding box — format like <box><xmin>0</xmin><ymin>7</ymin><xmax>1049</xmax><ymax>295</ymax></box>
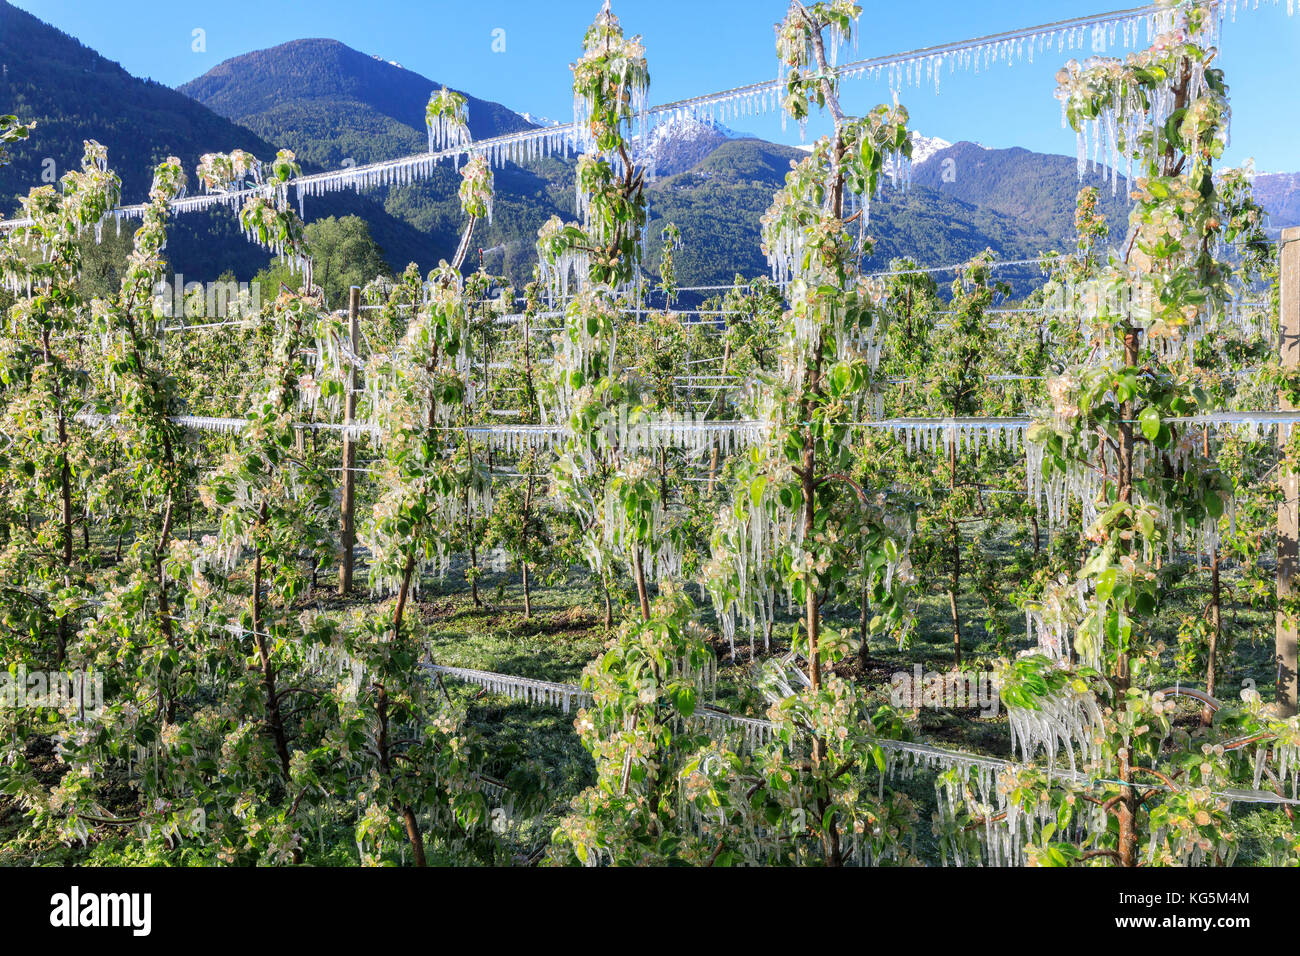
<box><xmin>522</xmin><ymin>469</ymin><xmax>534</xmax><ymax>619</ymax></box>
<box><xmin>393</xmin><ymin>546</ymin><xmax>418</xmax><ymax>638</ymax></box>
<box><xmin>1115</xmin><ymin>325</ymin><xmax>1141</xmax><ymax>866</ymax></box>
<box><xmin>1116</xmin><ymin>744</ymin><xmax>1139</xmax><ymax>868</ymax></box>
<box><xmin>376</xmin><ymin>681</ymin><xmax>427</xmax><ymax>866</ymax></box>
<box><xmin>858</xmin><ymin>572</ymin><xmax>870</xmax><ymax>668</ymax></box>
<box><xmin>948</xmin><ymin>441</ymin><xmax>962</xmax><ymax>666</ymax></box>
<box><xmin>252</xmin><ymin>540</ymin><xmax>292</xmax><ymax>780</ymax></box>
<box><xmin>522</xmin><ymin>563</ymin><xmax>531</xmax><ymax>619</ymax></box>
<box><xmin>154</xmin><ymin>494</ymin><xmax>178</xmax><ymax>723</ymax></box>
<box><xmin>381</xmin><ymin>533</ymin><xmax>429</xmax><ymax>865</ymax></box>
<box><xmin>601</xmin><ymin>572</ymin><xmax>613</xmax><ymax>629</ymax></box>
<box><xmin>1203</xmin><ymin>554</ymin><xmax>1221</xmax><ymax>726</ymax></box>
<box><xmin>800</xmin><ymin>346</ymin><xmax>825</xmax><ymax>691</ymax></box>
<box><xmin>707</xmin><ymin>343</ymin><xmax>732</xmax><ymax>495</ymax></box>
<box><xmin>632</xmin><ymin>548</ymin><xmax>651</xmax><ymax>622</ymax></box>
<box><xmin>1203</xmin><ymin>426</ymin><xmax>1221</xmax><ymax>726</ymax></box>
<box><xmin>659</xmin><ymin>448</ymin><xmax>669</xmax><ymax>507</ymax></box>
<box><xmin>465</xmin><ymin>478</ymin><xmax>482</xmax><ymax>607</ymax></box>
<box><xmin>792</xmin><ymin>29</ymin><xmax>844</xmax><ymax>860</ymax></box>
<box><xmin>42</xmin><ymin>328</ymin><xmax>73</xmax><ymax>666</ymax></box>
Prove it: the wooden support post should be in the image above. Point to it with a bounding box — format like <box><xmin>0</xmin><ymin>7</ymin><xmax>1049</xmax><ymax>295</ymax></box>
<box><xmin>1277</xmin><ymin>226</ymin><xmax>1300</xmax><ymax>717</ymax></box>
<box><xmin>339</xmin><ymin>286</ymin><xmax>361</xmax><ymax>597</ymax></box>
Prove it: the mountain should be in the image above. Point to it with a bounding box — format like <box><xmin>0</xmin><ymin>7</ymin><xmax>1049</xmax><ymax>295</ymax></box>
<box><xmin>910</xmin><ymin>141</ymin><xmax>1133</xmax><ymax>254</ymax></box>
<box><xmin>178</xmin><ymin>38</ymin><xmax>534</xmax><ymax>168</ymax></box>
<box><xmin>0</xmin><ymin>0</ymin><xmax>437</xmax><ymax>285</ymax></box>
<box><xmin>644</xmin><ymin>138</ymin><xmax>1073</xmax><ymax>291</ymax></box>
<box><xmin>0</xmin><ymin>0</ymin><xmax>274</xmax><ymax>203</ymax></box>
<box><xmin>180</xmin><ymin>39</ymin><xmax>573</xmax><ymax>280</ymax></box>
<box><xmin>1254</xmin><ymin>171</ymin><xmax>1300</xmax><ymax>233</ymax></box>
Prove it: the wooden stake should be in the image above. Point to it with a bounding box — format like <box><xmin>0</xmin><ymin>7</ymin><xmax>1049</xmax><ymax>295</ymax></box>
<box><xmin>1277</xmin><ymin>226</ymin><xmax>1300</xmax><ymax>716</ymax></box>
<box><xmin>339</xmin><ymin>286</ymin><xmax>361</xmax><ymax>596</ymax></box>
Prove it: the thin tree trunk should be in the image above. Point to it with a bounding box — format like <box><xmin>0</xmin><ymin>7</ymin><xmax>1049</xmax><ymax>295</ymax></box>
<box><xmin>42</xmin><ymin>328</ymin><xmax>72</xmax><ymax>666</ymax></box>
<box><xmin>154</xmin><ymin>494</ymin><xmax>178</xmax><ymax>723</ymax></box>
<box><xmin>632</xmin><ymin>548</ymin><xmax>651</xmax><ymax>622</ymax></box>
<box><xmin>469</xmin><ymin>531</ymin><xmax>482</xmax><ymax>607</ymax></box>
<box><xmin>522</xmin><ymin>469</ymin><xmax>534</xmax><ymax>619</ymax></box>
<box><xmin>394</xmin><ymin>547</ymin><xmax>418</xmax><ymax>638</ymax></box>
<box><xmin>798</xmin><ymin>19</ymin><xmax>849</xmax><ymax>866</ymax></box>
<box><xmin>252</xmin><ymin>533</ymin><xmax>292</xmax><ymax>780</ymax></box>
<box><xmin>1115</xmin><ymin>325</ymin><xmax>1140</xmax><ymax>867</ymax></box>
<box><xmin>1202</xmin><ymin>425</ymin><xmax>1220</xmax><ymax>726</ymax></box>
<box><xmin>948</xmin><ymin>441</ymin><xmax>962</xmax><ymax>666</ymax></box>
<box><xmin>376</xmin><ymin>681</ymin><xmax>427</xmax><ymax>866</ymax></box>
<box><xmin>858</xmin><ymin>572</ymin><xmax>870</xmax><ymax>668</ymax></box>
<box><xmin>659</xmin><ymin>448</ymin><xmax>669</xmax><ymax>507</ymax></box>
<box><xmin>601</xmin><ymin>572</ymin><xmax>613</xmax><ymax>629</ymax></box>
<box><xmin>1204</xmin><ymin>555</ymin><xmax>1221</xmax><ymax>726</ymax></box>
<box><xmin>800</xmin><ymin>337</ymin><xmax>826</xmax><ymax>692</ymax></box>
<box><xmin>522</xmin><ymin>563</ymin><xmax>531</xmax><ymax>619</ymax></box>
<box><xmin>706</xmin><ymin>343</ymin><xmax>731</xmax><ymax>495</ymax></box>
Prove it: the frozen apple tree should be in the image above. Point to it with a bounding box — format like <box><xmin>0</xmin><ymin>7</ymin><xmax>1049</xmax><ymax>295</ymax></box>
<box><xmin>548</xmin><ymin>585</ymin><xmax>724</xmax><ymax>865</ymax></box>
<box><xmin>182</xmin><ymin>294</ymin><xmax>335</xmax><ymax>844</ymax></box>
<box><xmin>321</xmin><ymin>94</ymin><xmax>508</xmax><ymax>865</ymax></box>
<box><xmin>692</xmin><ymin>0</ymin><xmax>919</xmax><ymax>867</ymax></box>
<box><xmin>993</xmin><ymin>0</ymin><xmax>1300</xmax><ymax>867</ymax></box>
<box><xmin>80</xmin><ymin>157</ymin><xmax>193</xmax><ymax>726</ymax></box>
<box><xmin>544</xmin><ymin>3</ymin><xmax>727</xmax><ymax>866</ymax></box>
<box><xmin>425</xmin><ymin>84</ymin><xmax>495</xmax><ymax>274</ymax></box>
<box><xmin>361</xmin><ymin>263</ymin><xmax>475</xmax><ymax>623</ymax></box>
<box><xmin>0</xmin><ymin>143</ymin><xmax>152</xmax><ymax>850</ymax></box>
<box><xmin>570</xmin><ymin>0</ymin><xmax>649</xmax><ymax>159</ymax></box>
<box><xmin>357</xmin><ymin>89</ymin><xmax>490</xmax><ymax>614</ymax></box>
<box><xmin>656</xmin><ymin>221</ymin><xmax>681</xmax><ymax>305</ymax></box>
<box><xmin>542</xmin><ymin>0</ymin><xmax>668</xmax><ymax>615</ymax></box>
<box><xmin>0</xmin><ymin>140</ymin><xmax>120</xmax><ymax>667</ymax></box>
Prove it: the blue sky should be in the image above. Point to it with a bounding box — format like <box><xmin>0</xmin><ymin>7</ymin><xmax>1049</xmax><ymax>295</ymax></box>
<box><xmin>11</xmin><ymin>0</ymin><xmax>1300</xmax><ymax>170</ymax></box>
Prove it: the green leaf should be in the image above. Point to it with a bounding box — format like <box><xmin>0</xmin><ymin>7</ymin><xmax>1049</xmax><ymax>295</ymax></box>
<box><xmin>1139</xmin><ymin>407</ymin><xmax>1161</xmax><ymax>441</ymax></box>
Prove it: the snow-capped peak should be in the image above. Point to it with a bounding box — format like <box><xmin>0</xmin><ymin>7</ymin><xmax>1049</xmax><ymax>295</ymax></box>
<box><xmin>519</xmin><ymin>112</ymin><xmax>561</xmax><ymax>128</ymax></box>
<box><xmin>644</xmin><ymin>113</ymin><xmax>737</xmax><ymax>148</ymax></box>
<box><xmin>908</xmin><ymin>133</ymin><xmax>952</xmax><ymax>166</ymax></box>
<box><xmin>636</xmin><ymin>114</ymin><xmax>737</xmax><ymax>176</ymax></box>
